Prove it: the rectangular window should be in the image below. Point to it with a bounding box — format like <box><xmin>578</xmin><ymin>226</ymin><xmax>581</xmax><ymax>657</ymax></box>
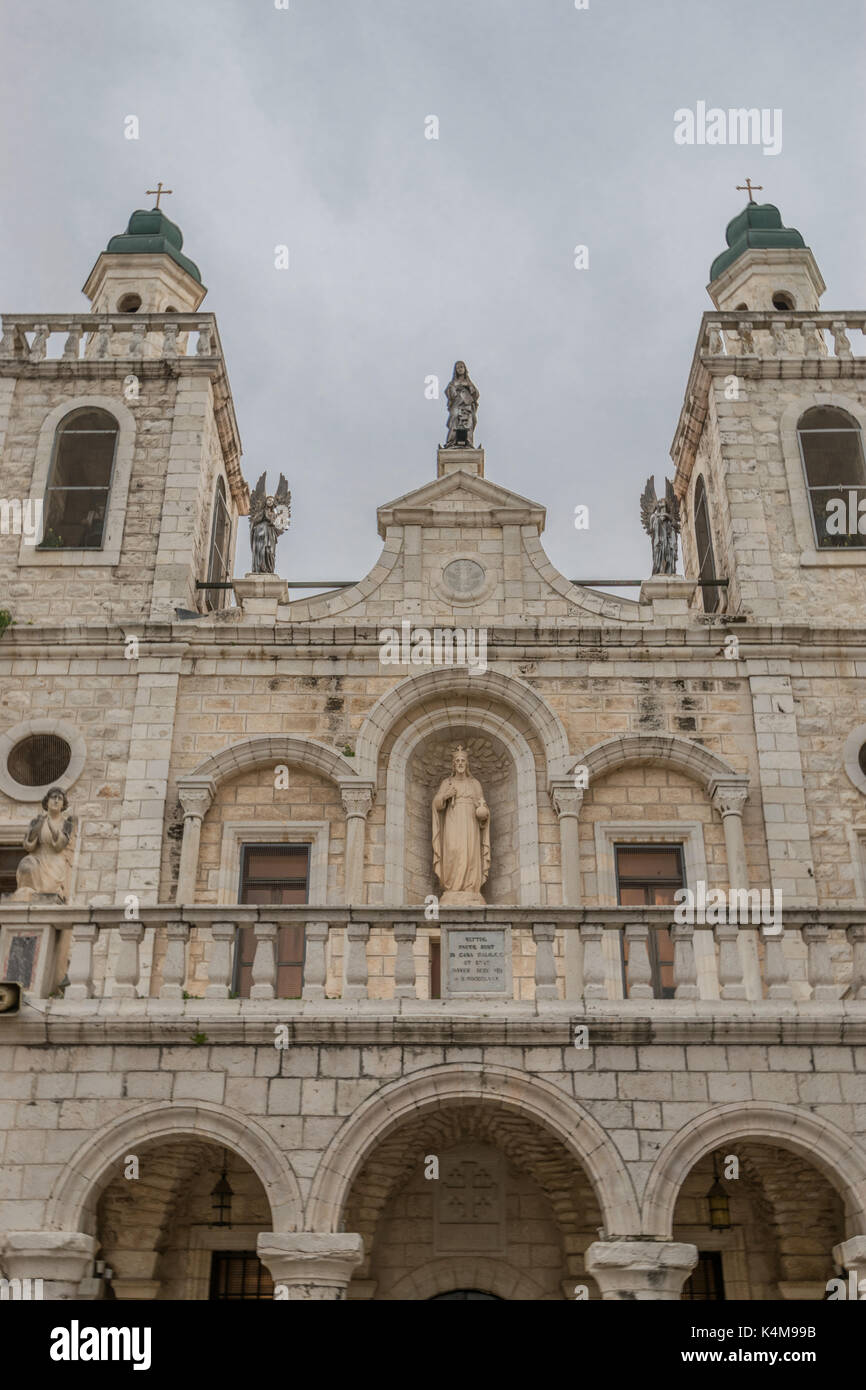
<box><xmin>681</xmin><ymin>1250</ymin><xmax>725</xmax><ymax>1301</ymax></box>
<box><xmin>615</xmin><ymin>844</ymin><xmax>683</xmax><ymax>999</ymax></box>
<box><xmin>233</xmin><ymin>844</ymin><xmax>309</xmax><ymax>999</ymax></box>
<box><xmin>209</xmin><ymin>1251</ymin><xmax>274</xmax><ymax>1300</ymax></box>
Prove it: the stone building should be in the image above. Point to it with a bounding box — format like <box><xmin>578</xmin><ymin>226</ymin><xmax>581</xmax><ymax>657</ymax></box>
<box><xmin>0</xmin><ymin>198</ymin><xmax>865</xmax><ymax>1301</ymax></box>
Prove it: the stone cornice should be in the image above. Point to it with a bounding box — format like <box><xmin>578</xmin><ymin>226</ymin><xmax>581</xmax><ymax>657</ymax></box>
<box><xmin>6</xmin><ymin>999</ymin><xmax>866</xmax><ymax>1048</ymax></box>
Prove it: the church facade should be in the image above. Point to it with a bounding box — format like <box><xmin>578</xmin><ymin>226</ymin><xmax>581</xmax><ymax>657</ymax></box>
<box><xmin>1</xmin><ymin>200</ymin><xmax>865</xmax><ymax>1301</ymax></box>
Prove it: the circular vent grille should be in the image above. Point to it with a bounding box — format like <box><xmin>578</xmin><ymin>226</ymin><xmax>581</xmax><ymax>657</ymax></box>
<box><xmin>7</xmin><ymin>734</ymin><xmax>71</xmax><ymax>788</ymax></box>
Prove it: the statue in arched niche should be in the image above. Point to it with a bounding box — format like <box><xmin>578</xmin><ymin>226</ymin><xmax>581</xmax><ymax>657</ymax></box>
<box><xmin>432</xmin><ymin>745</ymin><xmax>490</xmax><ymax>906</ymax></box>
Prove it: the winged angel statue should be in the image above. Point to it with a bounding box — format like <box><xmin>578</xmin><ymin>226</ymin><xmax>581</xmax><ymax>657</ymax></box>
<box><xmin>640</xmin><ymin>475</ymin><xmax>681</xmax><ymax>576</ymax></box>
<box><xmin>249</xmin><ymin>473</ymin><xmax>291</xmax><ymax>574</ymax></box>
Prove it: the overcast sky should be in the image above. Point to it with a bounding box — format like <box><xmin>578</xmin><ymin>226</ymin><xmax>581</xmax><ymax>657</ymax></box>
<box><xmin>1</xmin><ymin>0</ymin><xmax>864</xmax><ymax>591</ymax></box>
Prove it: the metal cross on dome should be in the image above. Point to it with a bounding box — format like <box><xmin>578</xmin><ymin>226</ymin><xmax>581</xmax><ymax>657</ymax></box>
<box><xmin>736</xmin><ymin>179</ymin><xmax>763</xmax><ymax>204</ymax></box>
<box><xmin>146</xmin><ymin>182</ymin><xmax>173</xmax><ymax>209</ymax></box>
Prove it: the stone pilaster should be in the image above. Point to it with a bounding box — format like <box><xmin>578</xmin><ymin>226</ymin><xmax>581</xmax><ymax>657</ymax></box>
<box><xmin>341</xmin><ymin>783</ymin><xmax>375</xmax><ymax>904</ymax></box>
<box><xmin>550</xmin><ymin>780</ymin><xmax>583</xmax><ymax>998</ymax></box>
<box><xmin>747</xmin><ymin>663</ymin><xmax>817</xmax><ymax>905</ymax></box>
<box><xmin>175</xmin><ymin>776</ymin><xmax>216</xmax><ymax>904</ymax></box>
<box><xmin>257</xmin><ymin>1234</ymin><xmax>363</xmax><ymax>1300</ymax></box>
<box><xmin>832</xmin><ymin>1237</ymin><xmax>866</xmax><ymax>1299</ymax></box>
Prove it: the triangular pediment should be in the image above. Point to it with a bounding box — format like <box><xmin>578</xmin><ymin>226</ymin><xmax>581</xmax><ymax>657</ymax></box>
<box><xmin>377</xmin><ymin>468</ymin><xmax>546</xmax><ymax>537</ymax></box>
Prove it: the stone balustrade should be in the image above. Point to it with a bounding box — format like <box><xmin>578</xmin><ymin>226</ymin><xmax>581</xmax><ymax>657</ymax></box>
<box><xmin>1</xmin><ymin>903</ymin><xmax>865</xmax><ymax>1006</ymax></box>
<box><xmin>0</xmin><ymin>311</ymin><xmax>221</xmax><ymax>362</ymax></box>
<box><xmin>699</xmin><ymin>310</ymin><xmax>866</xmax><ymax>362</ymax></box>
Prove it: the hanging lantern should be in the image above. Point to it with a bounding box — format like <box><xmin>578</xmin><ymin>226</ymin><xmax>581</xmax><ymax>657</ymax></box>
<box><xmin>706</xmin><ymin>1152</ymin><xmax>731</xmax><ymax>1231</ymax></box>
<box><xmin>210</xmin><ymin>1150</ymin><xmax>234</xmax><ymax>1227</ymax></box>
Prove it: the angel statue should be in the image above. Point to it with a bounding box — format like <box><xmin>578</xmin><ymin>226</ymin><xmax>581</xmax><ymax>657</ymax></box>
<box><xmin>640</xmin><ymin>475</ymin><xmax>681</xmax><ymax>576</ymax></box>
<box><xmin>249</xmin><ymin>472</ymin><xmax>291</xmax><ymax>574</ymax></box>
<box><xmin>444</xmin><ymin>361</ymin><xmax>479</xmax><ymax>448</ymax></box>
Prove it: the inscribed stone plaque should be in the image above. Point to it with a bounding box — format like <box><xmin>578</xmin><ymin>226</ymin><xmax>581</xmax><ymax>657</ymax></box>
<box><xmin>5</xmin><ymin>934</ymin><xmax>38</xmax><ymax>987</ymax></box>
<box><xmin>443</xmin><ymin>926</ymin><xmax>510</xmax><ymax>997</ymax></box>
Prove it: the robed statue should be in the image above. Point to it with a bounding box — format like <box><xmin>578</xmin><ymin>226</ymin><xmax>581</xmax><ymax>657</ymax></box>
<box><xmin>432</xmin><ymin>745</ymin><xmax>490</xmax><ymax>906</ymax></box>
<box><xmin>249</xmin><ymin>472</ymin><xmax>291</xmax><ymax>574</ymax></box>
<box><xmin>444</xmin><ymin>361</ymin><xmax>479</xmax><ymax>448</ymax></box>
<box><xmin>11</xmin><ymin>788</ymin><xmax>75</xmax><ymax>902</ymax></box>
<box><xmin>640</xmin><ymin>474</ymin><xmax>681</xmax><ymax>575</ymax></box>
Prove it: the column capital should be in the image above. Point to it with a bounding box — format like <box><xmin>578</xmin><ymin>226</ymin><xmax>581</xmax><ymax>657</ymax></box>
<box><xmin>177</xmin><ymin>775</ymin><xmax>216</xmax><ymax>821</ymax></box>
<box><xmin>709</xmin><ymin>777</ymin><xmax>749</xmax><ymax>818</ymax></box>
<box><xmin>257</xmin><ymin>1233</ymin><xmax>364</xmax><ymax>1299</ymax></box>
<box><xmin>340</xmin><ymin>781</ymin><xmax>375</xmax><ymax>820</ymax></box>
<box><xmin>1</xmin><ymin>1232</ymin><xmax>97</xmax><ymax>1298</ymax></box>
<box><xmin>584</xmin><ymin>1239</ymin><xmax>698</xmax><ymax>1300</ymax></box>
<box><xmin>549</xmin><ymin>779</ymin><xmax>584</xmax><ymax>819</ymax></box>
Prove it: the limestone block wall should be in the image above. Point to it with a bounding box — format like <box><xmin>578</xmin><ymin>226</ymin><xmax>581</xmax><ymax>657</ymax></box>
<box><xmin>0</xmin><ymin>1034</ymin><xmax>860</xmax><ymax>1299</ymax></box>
<box><xmin>697</xmin><ymin>377</ymin><xmax>866</xmax><ymax>624</ymax></box>
<box><xmin>0</xmin><ymin>374</ymin><xmax>178</xmax><ymax>624</ymax></box>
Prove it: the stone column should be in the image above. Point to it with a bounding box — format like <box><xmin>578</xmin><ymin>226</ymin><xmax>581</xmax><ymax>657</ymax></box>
<box><xmin>257</xmin><ymin>1234</ymin><xmax>364</xmax><ymax>1300</ymax></box>
<box><xmin>175</xmin><ymin>777</ymin><xmax>215</xmax><ymax>904</ymax></box>
<box><xmin>832</xmin><ymin>1236</ymin><xmax>866</xmax><ymax>1299</ymax></box>
<box><xmin>584</xmin><ymin>1240</ymin><xmax>698</xmax><ymax>1300</ymax></box>
<box><xmin>550</xmin><ymin>781</ymin><xmax>583</xmax><ymax>998</ymax></box>
<box><xmin>710</xmin><ymin>778</ymin><xmax>760</xmax><ymax>998</ymax></box>
<box><xmin>340</xmin><ymin>783</ymin><xmax>375</xmax><ymax>905</ymax></box>
<box><xmin>0</xmin><ymin>1232</ymin><xmax>96</xmax><ymax>1300</ymax></box>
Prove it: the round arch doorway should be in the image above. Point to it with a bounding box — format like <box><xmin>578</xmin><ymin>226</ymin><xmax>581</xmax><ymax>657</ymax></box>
<box><xmin>429</xmin><ymin>1289</ymin><xmax>503</xmax><ymax>1301</ymax></box>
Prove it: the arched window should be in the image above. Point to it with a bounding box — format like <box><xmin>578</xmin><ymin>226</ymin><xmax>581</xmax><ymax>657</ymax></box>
<box><xmin>204</xmin><ymin>476</ymin><xmax>232</xmax><ymax>611</ymax></box>
<box><xmin>38</xmin><ymin>408</ymin><xmax>118</xmax><ymax>549</ymax></box>
<box><xmin>797</xmin><ymin>406</ymin><xmax>866</xmax><ymax>549</ymax></box>
<box><xmin>693</xmin><ymin>475</ymin><xmax>720</xmax><ymax>613</ymax></box>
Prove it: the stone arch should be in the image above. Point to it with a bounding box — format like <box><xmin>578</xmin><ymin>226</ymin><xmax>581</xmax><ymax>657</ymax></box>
<box><xmin>354</xmin><ymin>669</ymin><xmax>572</xmax><ymax>783</ymax></box>
<box><xmin>385</xmin><ymin>1256</ymin><xmax>552</xmax><ymax>1302</ymax></box>
<box><xmin>183</xmin><ymin>735</ymin><xmax>358</xmax><ymax>792</ymax></box>
<box><xmin>45</xmin><ymin>1101</ymin><xmax>303</xmax><ymax>1236</ymax></box>
<box><xmin>383</xmin><ymin>706</ymin><xmax>540</xmax><ymax>904</ymax></box>
<box><xmin>306</xmin><ymin>1064</ymin><xmax>641</xmax><ymax>1238</ymax></box>
<box><xmin>578</xmin><ymin>732</ymin><xmax>748</xmax><ymax>794</ymax></box>
<box><xmin>643</xmin><ymin>1102</ymin><xmax>866</xmax><ymax>1239</ymax></box>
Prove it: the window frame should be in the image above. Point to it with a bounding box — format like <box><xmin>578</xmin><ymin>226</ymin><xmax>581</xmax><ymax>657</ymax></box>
<box><xmin>780</xmin><ymin>394</ymin><xmax>866</xmax><ymax>568</ymax></box>
<box><xmin>232</xmin><ymin>841</ymin><xmax>311</xmax><ymax>999</ymax></box>
<box><xmin>692</xmin><ymin>474</ymin><xmax>721</xmax><ymax>612</ymax></box>
<box><xmin>797</xmin><ymin>407</ymin><xmax>866</xmax><ymax>552</ymax></box>
<box><xmin>204</xmin><ymin>476</ymin><xmax>232</xmax><ymax>611</ymax></box>
<box><xmin>18</xmin><ymin>395</ymin><xmax>137</xmax><ymax>568</ymax></box>
<box><xmin>38</xmin><ymin>407</ymin><xmax>119</xmax><ymax>552</ymax></box>
<box><xmin>614</xmin><ymin>842</ymin><xmax>685</xmax><ymax>1000</ymax></box>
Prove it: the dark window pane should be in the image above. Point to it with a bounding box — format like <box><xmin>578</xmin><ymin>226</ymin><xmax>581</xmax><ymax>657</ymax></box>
<box><xmin>209</xmin><ymin>1252</ymin><xmax>274</xmax><ymax>1300</ymax></box>
<box><xmin>7</xmin><ymin>734</ymin><xmax>71</xmax><ymax>786</ymax></box>
<box><xmin>0</xmin><ymin>846</ymin><xmax>23</xmax><ymax>897</ymax></box>
<box><xmin>682</xmin><ymin>1251</ymin><xmax>725</xmax><ymax>1301</ymax></box>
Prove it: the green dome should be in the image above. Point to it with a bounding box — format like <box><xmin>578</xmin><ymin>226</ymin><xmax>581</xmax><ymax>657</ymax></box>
<box><xmin>105</xmin><ymin>208</ymin><xmax>202</xmax><ymax>283</ymax></box>
<box><xmin>709</xmin><ymin>203</ymin><xmax>806</xmax><ymax>282</ymax></box>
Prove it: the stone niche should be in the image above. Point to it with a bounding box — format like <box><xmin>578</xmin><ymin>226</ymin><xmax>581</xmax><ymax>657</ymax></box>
<box><xmin>404</xmin><ymin>728</ymin><xmax>518</xmax><ymax>905</ymax></box>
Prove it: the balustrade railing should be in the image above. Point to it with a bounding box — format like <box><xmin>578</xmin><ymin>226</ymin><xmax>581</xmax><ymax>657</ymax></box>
<box><xmin>0</xmin><ymin>312</ymin><xmax>221</xmax><ymax>363</ymax></box>
<box><xmin>1</xmin><ymin>904</ymin><xmax>864</xmax><ymax>1006</ymax></box>
<box><xmin>699</xmin><ymin>311</ymin><xmax>866</xmax><ymax>362</ymax></box>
